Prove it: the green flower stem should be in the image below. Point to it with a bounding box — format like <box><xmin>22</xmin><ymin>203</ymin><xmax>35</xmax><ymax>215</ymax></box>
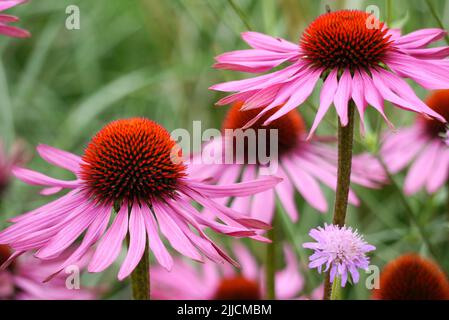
<box><xmin>265</xmin><ymin>216</ymin><xmax>276</xmax><ymax>300</ymax></box>
<box><xmin>330</xmin><ymin>277</ymin><xmax>342</xmax><ymax>300</ymax></box>
<box><xmin>323</xmin><ymin>101</ymin><xmax>356</xmax><ymax>300</ymax></box>
<box><xmin>227</xmin><ymin>0</ymin><xmax>253</xmax><ymax>31</ymax></box>
<box><xmin>130</xmin><ymin>243</ymin><xmax>150</xmax><ymax>300</ymax></box>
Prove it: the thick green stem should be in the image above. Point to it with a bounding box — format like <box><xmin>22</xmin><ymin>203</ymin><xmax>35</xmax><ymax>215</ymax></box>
<box><xmin>130</xmin><ymin>244</ymin><xmax>150</xmax><ymax>300</ymax></box>
<box><xmin>323</xmin><ymin>102</ymin><xmax>355</xmax><ymax>300</ymax></box>
<box><xmin>330</xmin><ymin>277</ymin><xmax>342</xmax><ymax>300</ymax></box>
<box><xmin>265</xmin><ymin>217</ymin><xmax>276</xmax><ymax>300</ymax></box>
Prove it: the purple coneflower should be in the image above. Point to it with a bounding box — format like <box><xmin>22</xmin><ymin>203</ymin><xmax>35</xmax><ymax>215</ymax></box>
<box><xmin>0</xmin><ymin>0</ymin><xmax>30</xmax><ymax>38</ymax></box>
<box><xmin>0</xmin><ymin>244</ymin><xmax>95</xmax><ymax>300</ymax></box>
<box><xmin>189</xmin><ymin>103</ymin><xmax>385</xmax><ymax>223</ymax></box>
<box><xmin>382</xmin><ymin>90</ymin><xmax>449</xmax><ymax>194</ymax></box>
<box><xmin>0</xmin><ymin>118</ymin><xmax>280</xmax><ymax>289</ymax></box>
<box><xmin>210</xmin><ymin>10</ymin><xmax>448</xmax><ymax>135</ymax></box>
<box><xmin>303</xmin><ymin>224</ymin><xmax>375</xmax><ymax>287</ymax></box>
<box><xmin>151</xmin><ymin>243</ymin><xmax>317</xmax><ymax>300</ymax></box>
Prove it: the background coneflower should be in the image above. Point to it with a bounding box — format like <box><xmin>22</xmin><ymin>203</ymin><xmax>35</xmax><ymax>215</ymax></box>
<box><xmin>373</xmin><ymin>254</ymin><xmax>449</xmax><ymax>300</ymax></box>
<box><xmin>0</xmin><ymin>244</ymin><xmax>95</xmax><ymax>299</ymax></box>
<box><xmin>151</xmin><ymin>243</ymin><xmax>315</xmax><ymax>300</ymax></box>
<box><xmin>382</xmin><ymin>90</ymin><xmax>449</xmax><ymax>195</ymax></box>
<box><xmin>189</xmin><ymin>103</ymin><xmax>385</xmax><ymax>225</ymax></box>
<box><xmin>0</xmin><ymin>118</ymin><xmax>281</xmax><ymax>300</ymax></box>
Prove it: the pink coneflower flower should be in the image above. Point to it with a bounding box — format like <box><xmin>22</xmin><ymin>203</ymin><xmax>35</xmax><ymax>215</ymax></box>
<box><xmin>210</xmin><ymin>10</ymin><xmax>447</xmax><ymax>136</ymax></box>
<box><xmin>381</xmin><ymin>90</ymin><xmax>449</xmax><ymax>194</ymax></box>
<box><xmin>0</xmin><ymin>0</ymin><xmax>30</xmax><ymax>38</ymax></box>
<box><xmin>303</xmin><ymin>224</ymin><xmax>375</xmax><ymax>287</ymax></box>
<box><xmin>0</xmin><ymin>245</ymin><xmax>95</xmax><ymax>300</ymax></box>
<box><xmin>151</xmin><ymin>243</ymin><xmax>315</xmax><ymax>300</ymax></box>
<box><xmin>0</xmin><ymin>139</ymin><xmax>28</xmax><ymax>198</ymax></box>
<box><xmin>0</xmin><ymin>118</ymin><xmax>281</xmax><ymax>281</ymax></box>
<box><xmin>189</xmin><ymin>103</ymin><xmax>385</xmax><ymax>223</ymax></box>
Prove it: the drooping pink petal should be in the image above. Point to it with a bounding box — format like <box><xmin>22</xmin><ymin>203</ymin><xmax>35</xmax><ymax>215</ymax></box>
<box><xmin>140</xmin><ymin>203</ymin><xmax>173</xmax><ymax>270</ymax></box>
<box><xmin>275</xmin><ymin>164</ymin><xmax>299</xmax><ymax>221</ymax></box>
<box><xmin>333</xmin><ymin>69</ymin><xmax>352</xmax><ymax>126</ymax></box>
<box><xmin>185</xmin><ymin>175</ymin><xmax>281</xmax><ymax>198</ymax></box>
<box><xmin>394</xmin><ymin>28</ymin><xmax>447</xmax><ymax>49</ymax></box>
<box><xmin>152</xmin><ymin>202</ymin><xmax>203</xmax><ymax>262</ymax></box>
<box><xmin>232</xmin><ymin>243</ymin><xmax>258</xmax><ymax>280</ymax></box>
<box><xmin>36</xmin><ymin>144</ymin><xmax>82</xmax><ymax>174</ymax></box>
<box><xmin>426</xmin><ymin>146</ymin><xmax>449</xmax><ymax>193</ymax></box>
<box><xmin>251</xmin><ymin>185</ymin><xmax>275</xmax><ymax>223</ymax></box>
<box><xmin>263</xmin><ymin>67</ymin><xmax>323</xmax><ymax>124</ymax></box>
<box><xmin>241</xmin><ymin>31</ymin><xmax>299</xmax><ymax>53</ymax></box>
<box><xmin>404</xmin><ymin>140</ymin><xmax>441</xmax><ymax>195</ymax></box>
<box><xmin>308</xmin><ymin>69</ymin><xmax>338</xmax><ymax>139</ymax></box>
<box><xmin>35</xmin><ymin>202</ymin><xmax>102</xmax><ymax>260</ymax></box>
<box><xmin>118</xmin><ymin>205</ymin><xmax>147</xmax><ymax>280</ymax></box>
<box><xmin>88</xmin><ymin>205</ymin><xmax>129</xmax><ymax>273</ymax></box>
<box><xmin>282</xmin><ymin>157</ymin><xmax>328</xmax><ymax>212</ymax></box>
<box><xmin>12</xmin><ymin>167</ymin><xmax>81</xmax><ymax>189</ymax></box>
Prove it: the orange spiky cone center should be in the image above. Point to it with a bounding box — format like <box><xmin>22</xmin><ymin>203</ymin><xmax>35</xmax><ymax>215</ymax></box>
<box><xmin>80</xmin><ymin>118</ymin><xmax>186</xmax><ymax>204</ymax></box>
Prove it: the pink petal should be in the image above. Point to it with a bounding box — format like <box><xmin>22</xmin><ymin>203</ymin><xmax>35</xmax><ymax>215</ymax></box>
<box><xmin>275</xmin><ymin>164</ymin><xmax>299</xmax><ymax>221</ymax></box>
<box><xmin>88</xmin><ymin>204</ymin><xmax>128</xmax><ymax>273</ymax></box>
<box><xmin>141</xmin><ymin>204</ymin><xmax>173</xmax><ymax>270</ymax></box>
<box><xmin>118</xmin><ymin>205</ymin><xmax>147</xmax><ymax>280</ymax></box>
<box><xmin>333</xmin><ymin>69</ymin><xmax>352</xmax><ymax>126</ymax></box>
<box><xmin>308</xmin><ymin>69</ymin><xmax>338</xmax><ymax>139</ymax></box>
<box><xmin>394</xmin><ymin>28</ymin><xmax>447</xmax><ymax>49</ymax></box>
<box><xmin>404</xmin><ymin>141</ymin><xmax>440</xmax><ymax>194</ymax></box>
<box><xmin>152</xmin><ymin>202</ymin><xmax>202</xmax><ymax>262</ymax></box>
<box><xmin>12</xmin><ymin>167</ymin><xmax>81</xmax><ymax>189</ymax></box>
<box><xmin>36</xmin><ymin>144</ymin><xmax>82</xmax><ymax>174</ymax></box>
<box><xmin>241</xmin><ymin>31</ymin><xmax>299</xmax><ymax>53</ymax></box>
<box><xmin>283</xmin><ymin>157</ymin><xmax>328</xmax><ymax>212</ymax></box>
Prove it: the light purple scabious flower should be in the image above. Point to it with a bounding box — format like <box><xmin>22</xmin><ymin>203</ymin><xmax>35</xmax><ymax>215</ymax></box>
<box><xmin>303</xmin><ymin>224</ymin><xmax>376</xmax><ymax>287</ymax></box>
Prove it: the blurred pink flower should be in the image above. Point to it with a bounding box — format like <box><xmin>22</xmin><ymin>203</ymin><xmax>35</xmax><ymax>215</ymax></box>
<box><xmin>151</xmin><ymin>243</ymin><xmax>317</xmax><ymax>300</ymax></box>
<box><xmin>188</xmin><ymin>104</ymin><xmax>386</xmax><ymax>224</ymax></box>
<box><xmin>382</xmin><ymin>90</ymin><xmax>449</xmax><ymax>194</ymax></box>
<box><xmin>0</xmin><ymin>118</ymin><xmax>280</xmax><ymax>281</ymax></box>
<box><xmin>0</xmin><ymin>245</ymin><xmax>95</xmax><ymax>299</ymax></box>
<box><xmin>303</xmin><ymin>224</ymin><xmax>375</xmax><ymax>287</ymax></box>
<box><xmin>210</xmin><ymin>10</ymin><xmax>448</xmax><ymax>137</ymax></box>
<box><xmin>0</xmin><ymin>139</ymin><xmax>28</xmax><ymax>198</ymax></box>
<box><xmin>0</xmin><ymin>0</ymin><xmax>30</xmax><ymax>38</ymax></box>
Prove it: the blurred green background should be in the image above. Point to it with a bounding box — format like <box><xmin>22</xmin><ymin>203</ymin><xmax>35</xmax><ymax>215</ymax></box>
<box><xmin>1</xmin><ymin>0</ymin><xmax>449</xmax><ymax>299</ymax></box>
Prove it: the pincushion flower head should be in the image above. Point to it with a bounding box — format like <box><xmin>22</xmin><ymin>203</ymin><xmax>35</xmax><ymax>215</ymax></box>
<box><xmin>373</xmin><ymin>254</ymin><xmax>449</xmax><ymax>300</ymax></box>
<box><xmin>0</xmin><ymin>118</ymin><xmax>281</xmax><ymax>282</ymax></box>
<box><xmin>382</xmin><ymin>90</ymin><xmax>449</xmax><ymax>194</ymax></box>
<box><xmin>151</xmin><ymin>243</ymin><xmax>314</xmax><ymax>300</ymax></box>
<box><xmin>0</xmin><ymin>245</ymin><xmax>95</xmax><ymax>300</ymax></box>
<box><xmin>188</xmin><ymin>103</ymin><xmax>385</xmax><ymax>223</ymax></box>
<box><xmin>210</xmin><ymin>10</ymin><xmax>448</xmax><ymax>135</ymax></box>
<box><xmin>303</xmin><ymin>224</ymin><xmax>375</xmax><ymax>287</ymax></box>
<box><xmin>0</xmin><ymin>0</ymin><xmax>30</xmax><ymax>38</ymax></box>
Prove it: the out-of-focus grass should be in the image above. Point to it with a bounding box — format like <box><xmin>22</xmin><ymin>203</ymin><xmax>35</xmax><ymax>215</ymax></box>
<box><xmin>1</xmin><ymin>0</ymin><xmax>448</xmax><ymax>299</ymax></box>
